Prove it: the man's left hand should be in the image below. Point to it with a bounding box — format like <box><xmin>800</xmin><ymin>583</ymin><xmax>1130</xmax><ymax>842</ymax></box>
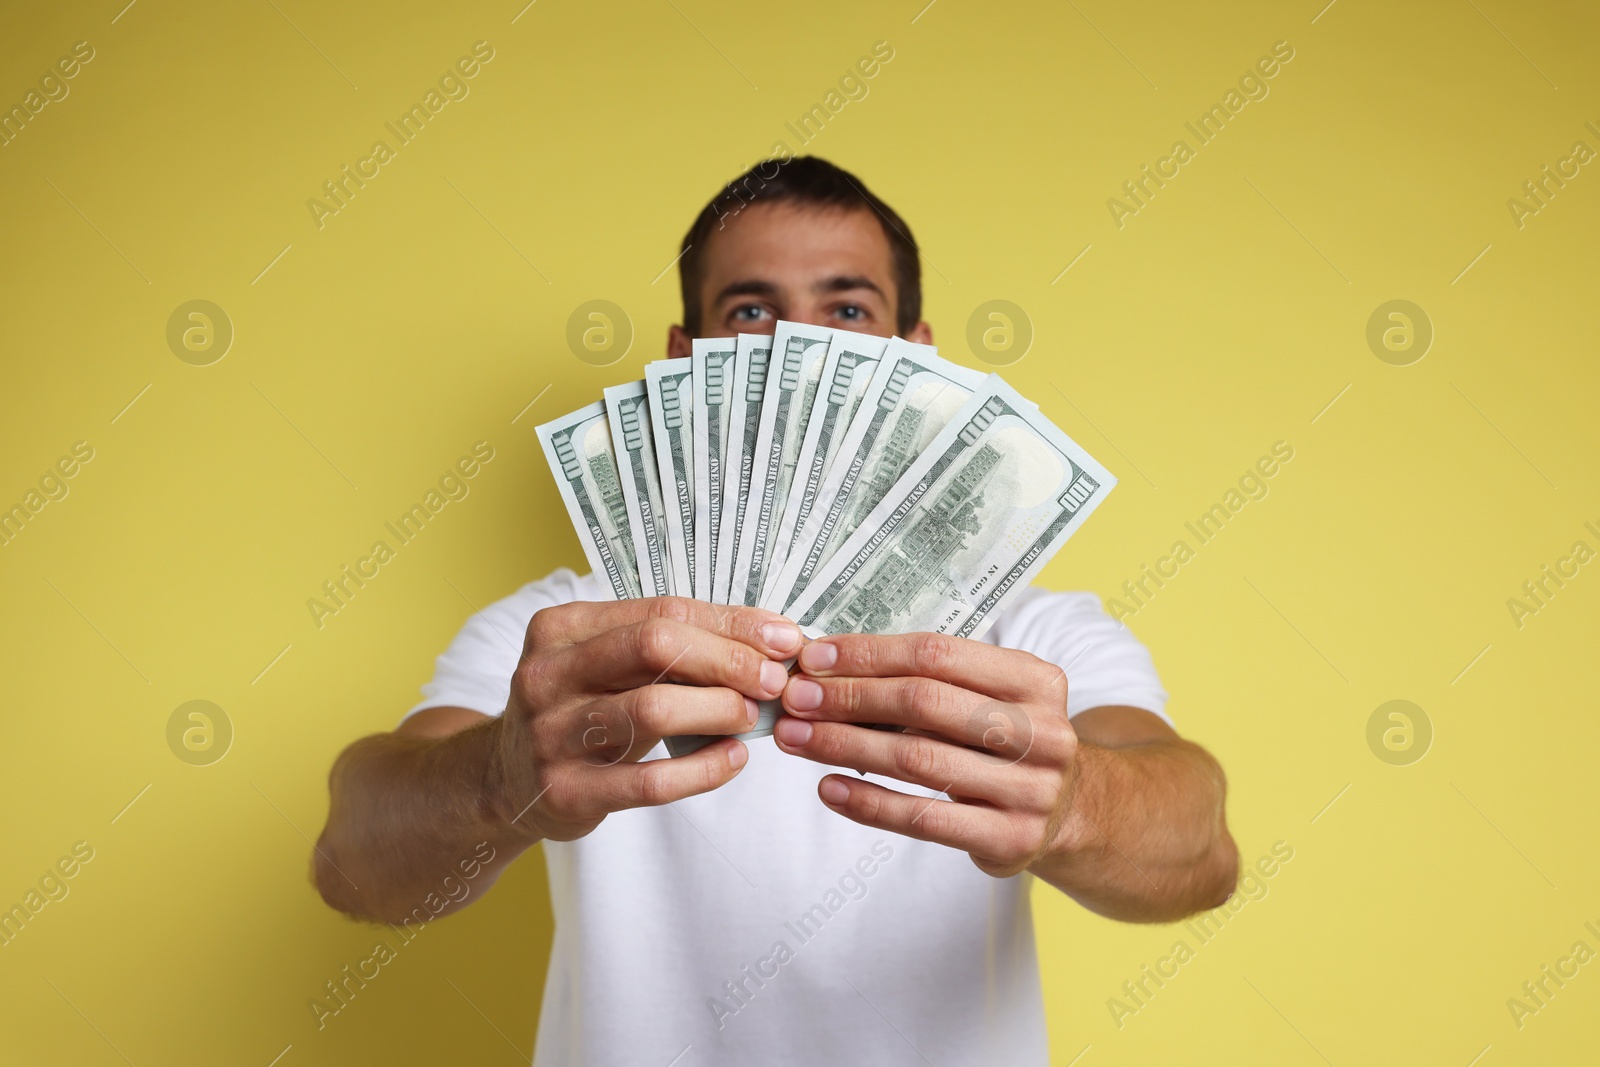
<box><xmin>773</xmin><ymin>632</ymin><xmax>1079</xmax><ymax>879</ymax></box>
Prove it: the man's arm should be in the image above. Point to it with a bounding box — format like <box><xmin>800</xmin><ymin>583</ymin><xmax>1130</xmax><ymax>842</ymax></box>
<box><xmin>313</xmin><ymin>706</ymin><xmax>525</xmax><ymax>925</ymax></box>
<box><xmin>772</xmin><ymin>633</ymin><xmax>1238</xmax><ymax>924</ymax></box>
<box><xmin>313</xmin><ymin>598</ymin><xmax>803</xmax><ymax>924</ymax></box>
<box><xmin>1026</xmin><ymin>704</ymin><xmax>1237</xmax><ymax>921</ymax></box>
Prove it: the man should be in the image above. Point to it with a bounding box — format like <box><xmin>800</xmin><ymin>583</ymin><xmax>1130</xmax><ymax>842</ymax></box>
<box><xmin>314</xmin><ymin>156</ymin><xmax>1237</xmax><ymax>1065</ymax></box>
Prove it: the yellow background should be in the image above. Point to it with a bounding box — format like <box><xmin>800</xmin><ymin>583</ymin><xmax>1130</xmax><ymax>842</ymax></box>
<box><xmin>2</xmin><ymin>0</ymin><xmax>1596</xmax><ymax>1063</ymax></box>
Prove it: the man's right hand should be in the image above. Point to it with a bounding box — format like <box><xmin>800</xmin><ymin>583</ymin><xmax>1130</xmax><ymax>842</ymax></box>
<box><xmin>486</xmin><ymin>597</ymin><xmax>802</xmax><ymax>843</ymax></box>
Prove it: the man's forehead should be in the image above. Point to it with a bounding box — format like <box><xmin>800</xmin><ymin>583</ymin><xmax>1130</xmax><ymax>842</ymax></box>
<box><xmin>699</xmin><ymin>201</ymin><xmax>894</xmax><ymax>290</ymax></box>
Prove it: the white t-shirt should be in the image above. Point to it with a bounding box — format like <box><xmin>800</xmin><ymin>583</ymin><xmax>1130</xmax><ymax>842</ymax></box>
<box><xmin>406</xmin><ymin>569</ymin><xmax>1168</xmax><ymax>1067</ymax></box>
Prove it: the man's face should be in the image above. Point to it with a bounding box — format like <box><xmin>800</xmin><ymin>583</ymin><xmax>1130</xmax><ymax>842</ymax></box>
<box><xmin>667</xmin><ymin>201</ymin><xmax>932</xmax><ymax>357</ymax></box>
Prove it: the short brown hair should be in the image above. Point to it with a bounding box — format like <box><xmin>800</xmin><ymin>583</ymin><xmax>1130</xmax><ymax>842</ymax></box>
<box><xmin>677</xmin><ymin>156</ymin><xmax>922</xmax><ymax>336</ymax></box>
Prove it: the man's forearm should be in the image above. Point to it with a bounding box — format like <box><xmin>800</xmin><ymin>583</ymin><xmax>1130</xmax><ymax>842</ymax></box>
<box><xmin>313</xmin><ymin>717</ymin><xmax>533</xmax><ymax>923</ymax></box>
<box><xmin>1031</xmin><ymin>737</ymin><xmax>1238</xmax><ymax>923</ymax></box>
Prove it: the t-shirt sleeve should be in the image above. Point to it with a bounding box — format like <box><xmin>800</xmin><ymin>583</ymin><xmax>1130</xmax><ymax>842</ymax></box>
<box><xmin>401</xmin><ymin>568</ymin><xmax>593</xmax><ymax>725</ymax></box>
<box><xmin>983</xmin><ymin>586</ymin><xmax>1172</xmax><ymax>726</ymax></box>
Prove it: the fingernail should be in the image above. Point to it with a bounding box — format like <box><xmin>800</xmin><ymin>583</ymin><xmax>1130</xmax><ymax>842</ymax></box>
<box><xmin>800</xmin><ymin>641</ymin><xmax>838</xmax><ymax>672</ymax></box>
<box><xmin>819</xmin><ymin>777</ymin><xmax>849</xmax><ymax>805</ymax></box>
<box><xmin>787</xmin><ymin>677</ymin><xmax>824</xmax><ymax>711</ymax></box>
<box><xmin>775</xmin><ymin>717</ymin><xmax>812</xmax><ymax>746</ymax></box>
<box><xmin>762</xmin><ymin>620</ymin><xmax>801</xmax><ymax>653</ymax></box>
<box><xmin>760</xmin><ymin>659</ymin><xmax>788</xmax><ymax>695</ymax></box>
<box><xmin>744</xmin><ymin>697</ymin><xmax>759</xmax><ymax>728</ymax></box>
<box><xmin>727</xmin><ymin>743</ymin><xmax>748</xmax><ymax>770</ymax></box>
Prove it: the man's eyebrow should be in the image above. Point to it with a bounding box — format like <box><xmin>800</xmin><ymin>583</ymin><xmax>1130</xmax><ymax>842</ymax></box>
<box><xmin>712</xmin><ymin>279</ymin><xmax>781</xmax><ymax>304</ymax></box>
<box><xmin>814</xmin><ymin>274</ymin><xmax>885</xmax><ymax>297</ymax></box>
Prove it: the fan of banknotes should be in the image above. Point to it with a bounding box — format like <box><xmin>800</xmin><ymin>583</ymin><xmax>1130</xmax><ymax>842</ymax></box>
<box><xmin>536</xmin><ymin>321</ymin><xmax>1117</xmax><ymax>755</ymax></box>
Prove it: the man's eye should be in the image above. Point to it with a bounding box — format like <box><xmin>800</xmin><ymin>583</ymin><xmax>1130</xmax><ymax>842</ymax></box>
<box><xmin>834</xmin><ymin>305</ymin><xmax>867</xmax><ymax>322</ymax></box>
<box><xmin>731</xmin><ymin>305</ymin><xmax>772</xmax><ymax>323</ymax></box>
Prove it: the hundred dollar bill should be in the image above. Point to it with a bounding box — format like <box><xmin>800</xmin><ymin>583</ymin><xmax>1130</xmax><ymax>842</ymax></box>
<box><xmin>535</xmin><ymin>400</ymin><xmax>641</xmax><ymax>601</ymax></box>
<box><xmin>711</xmin><ymin>333</ymin><xmax>773</xmax><ymax>604</ymax></box>
<box><xmin>764</xmin><ymin>340</ymin><xmax>987</xmax><ymax>614</ymax></box>
<box><xmin>787</xmin><ymin>377</ymin><xmax>1117</xmax><ymax>641</ymax></box>
<box><xmin>690</xmin><ymin>338</ymin><xmax>737</xmax><ymax>602</ymax></box>
<box><xmin>604</xmin><ymin>381</ymin><xmax>673</xmax><ymax>598</ymax></box>
<box><xmin>645</xmin><ymin>360</ymin><xmax>695</xmax><ymax>596</ymax></box>
<box><xmin>727</xmin><ymin>321</ymin><xmax>833</xmax><ymax>606</ymax></box>
<box><xmin>757</xmin><ymin>329</ymin><xmax>888</xmax><ymax>609</ymax></box>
